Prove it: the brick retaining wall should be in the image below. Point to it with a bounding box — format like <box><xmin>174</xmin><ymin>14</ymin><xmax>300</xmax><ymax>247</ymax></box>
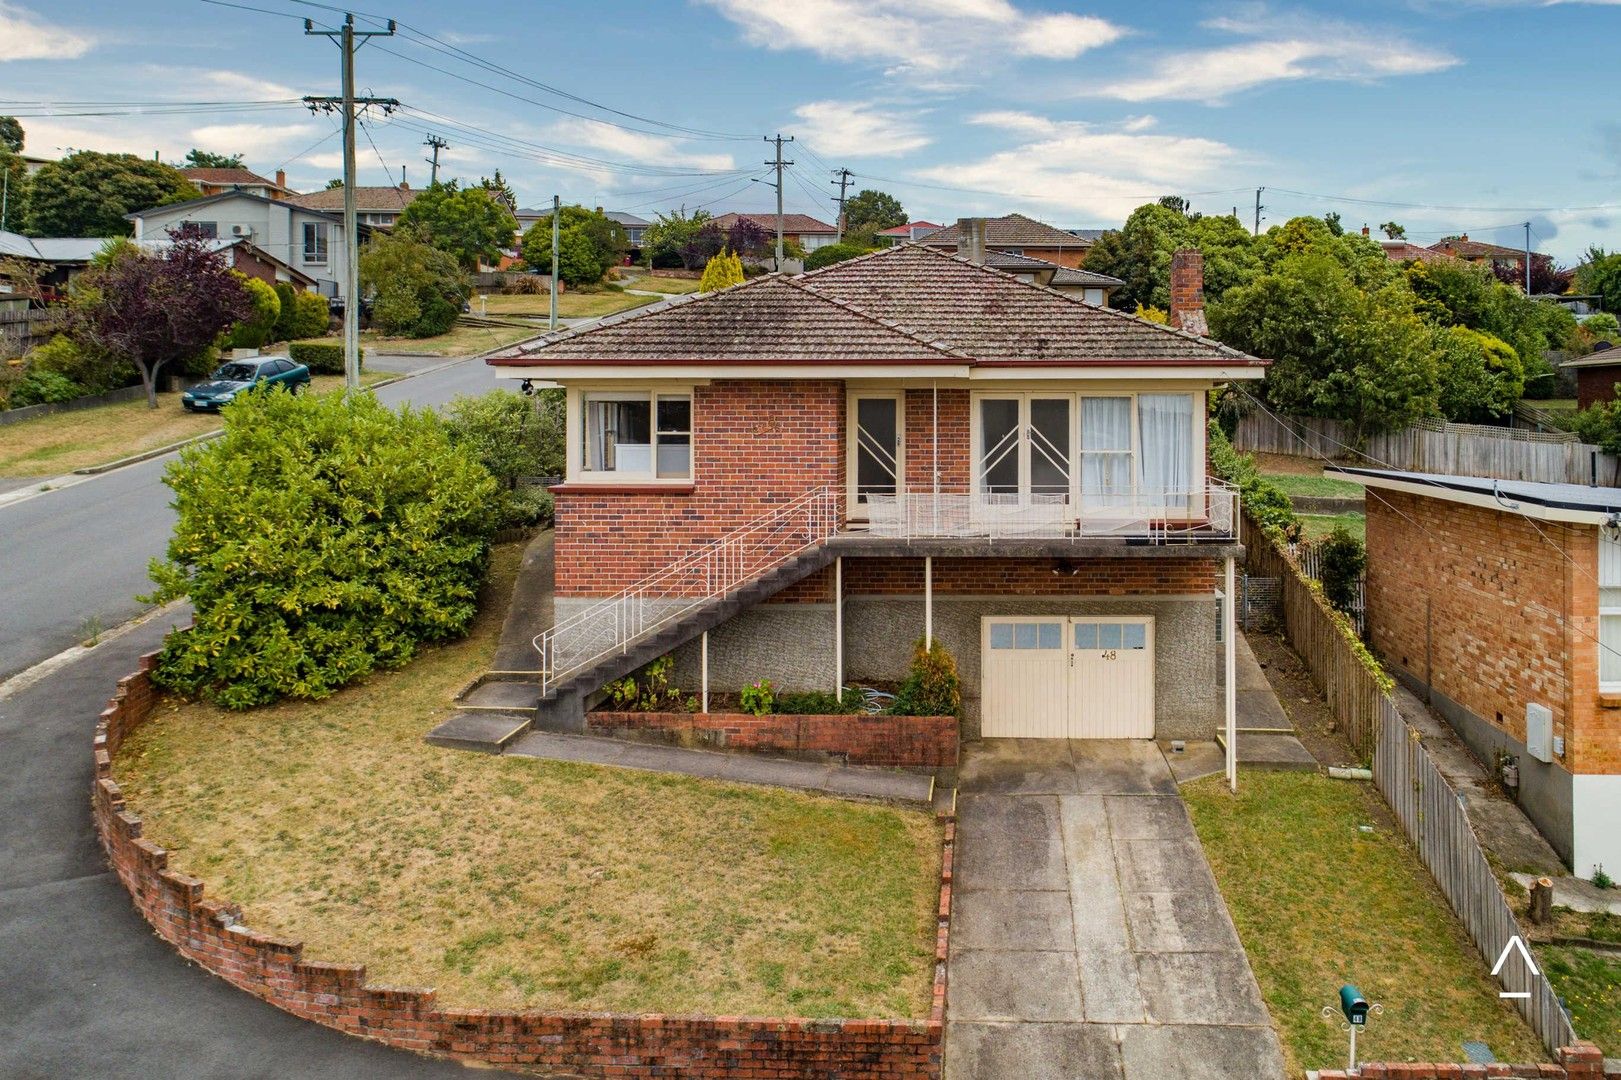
<box><xmin>588</xmin><ymin>710</ymin><xmax>959</xmax><ymax>768</ymax></box>
<box><xmin>94</xmin><ymin>653</ymin><xmax>949</xmax><ymax>1077</ymax></box>
<box><xmin>1313</xmin><ymin>1042</ymin><xmax>1604</xmax><ymax>1078</ymax></box>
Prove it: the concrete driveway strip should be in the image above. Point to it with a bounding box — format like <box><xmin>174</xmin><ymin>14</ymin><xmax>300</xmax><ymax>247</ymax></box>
<box><xmin>946</xmin><ymin>739</ymin><xmax>1285</xmax><ymax>1080</ymax></box>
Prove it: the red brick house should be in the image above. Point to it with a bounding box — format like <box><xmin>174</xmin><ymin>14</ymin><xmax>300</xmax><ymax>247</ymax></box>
<box><xmin>916</xmin><ymin>213</ymin><xmax>1095</xmax><ymax>269</ymax></box>
<box><xmin>489</xmin><ymin>242</ymin><xmax>1265</xmax><ymax>752</ymax></box>
<box><xmin>1560</xmin><ymin>342</ymin><xmax>1621</xmax><ymax>410</ymax></box>
<box><xmin>1347</xmin><ymin>467</ymin><xmax>1621</xmax><ymax>878</ymax></box>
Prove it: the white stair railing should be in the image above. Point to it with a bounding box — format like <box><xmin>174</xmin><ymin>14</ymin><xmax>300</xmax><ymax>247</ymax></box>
<box><xmin>535</xmin><ymin>487</ymin><xmax>841</xmax><ymax>695</ymax></box>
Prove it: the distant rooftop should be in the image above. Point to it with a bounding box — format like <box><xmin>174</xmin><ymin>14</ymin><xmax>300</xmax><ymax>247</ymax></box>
<box><xmin>0</xmin><ymin>230</ymin><xmax>105</xmax><ymax>262</ymax></box>
<box><xmin>287</xmin><ymin>184</ymin><xmax>417</xmax><ymax>212</ymax></box>
<box><xmin>917</xmin><ymin>214</ymin><xmax>1094</xmax><ymax>249</ymax></box>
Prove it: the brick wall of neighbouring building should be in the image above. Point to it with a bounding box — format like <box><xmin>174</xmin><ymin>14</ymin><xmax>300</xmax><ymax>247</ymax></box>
<box><xmin>93</xmin><ymin>653</ymin><xmax>950</xmax><ymax>1079</ymax></box>
<box><xmin>1574</xmin><ymin>362</ymin><xmax>1621</xmax><ymax>411</ymax></box>
<box><xmin>1314</xmin><ymin>1043</ymin><xmax>1604</xmax><ymax>1079</ymax></box>
<box><xmin>552</xmin><ymin>379</ymin><xmax>843</xmax><ymax>596</ymax></box>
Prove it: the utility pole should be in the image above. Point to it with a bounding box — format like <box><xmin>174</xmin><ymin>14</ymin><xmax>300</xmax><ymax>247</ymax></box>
<box><xmin>423</xmin><ymin>134</ymin><xmax>449</xmax><ymax>186</ymax></box>
<box><xmin>1524</xmin><ymin>221</ymin><xmax>1533</xmax><ymax>294</ymax></box>
<box><xmin>764</xmin><ymin>134</ymin><xmax>794</xmax><ymax>270</ymax></box>
<box><xmin>1</xmin><ymin>168</ymin><xmax>8</xmax><ymax>233</ymax></box>
<box><xmin>305</xmin><ymin>12</ymin><xmax>397</xmax><ymax>394</ymax></box>
<box><xmin>831</xmin><ymin>167</ymin><xmax>852</xmax><ymax>243</ymax></box>
<box><xmin>1253</xmin><ymin>187</ymin><xmax>1265</xmax><ymax>237</ymax></box>
<box><xmin>549</xmin><ymin>194</ymin><xmax>560</xmax><ymax>331</ymax></box>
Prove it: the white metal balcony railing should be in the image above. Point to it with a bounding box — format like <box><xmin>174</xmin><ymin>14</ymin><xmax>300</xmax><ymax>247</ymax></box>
<box><xmin>859</xmin><ymin>479</ymin><xmax>1239</xmax><ymax>542</ymax></box>
<box><xmin>534</xmin><ymin>486</ymin><xmax>841</xmax><ymax>695</ymax></box>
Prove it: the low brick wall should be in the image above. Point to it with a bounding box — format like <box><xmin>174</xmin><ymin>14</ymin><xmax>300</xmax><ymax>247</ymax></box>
<box><xmin>94</xmin><ymin>653</ymin><xmax>950</xmax><ymax>1077</ymax></box>
<box><xmin>1313</xmin><ymin>1043</ymin><xmax>1604</xmax><ymax>1079</ymax></box>
<box><xmin>589</xmin><ymin>709</ymin><xmax>959</xmax><ymax>768</ymax></box>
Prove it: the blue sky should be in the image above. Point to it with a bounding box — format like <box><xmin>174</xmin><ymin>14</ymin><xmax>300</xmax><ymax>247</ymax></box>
<box><xmin>2</xmin><ymin>0</ymin><xmax>1619</xmax><ymax>261</ymax></box>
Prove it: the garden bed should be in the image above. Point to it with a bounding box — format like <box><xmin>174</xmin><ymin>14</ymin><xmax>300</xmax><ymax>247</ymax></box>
<box><xmin>588</xmin><ymin>708</ymin><xmax>958</xmax><ymax>768</ymax></box>
<box><xmin>97</xmin><ymin>543</ymin><xmax>948</xmax><ymax>1076</ymax></box>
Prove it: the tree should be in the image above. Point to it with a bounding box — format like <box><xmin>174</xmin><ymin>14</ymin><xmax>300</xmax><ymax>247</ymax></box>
<box><xmin>1083</xmin><ymin>202</ymin><xmax>1260</xmax><ymax>311</ymax></box>
<box><xmin>182</xmin><ymin>148</ymin><xmax>243</xmax><ymax>169</ymax></box>
<box><xmin>72</xmin><ymin>230</ymin><xmax>253</xmax><ymax>408</ymax></box>
<box><xmin>272</xmin><ymin>283</ymin><xmax>332</xmax><ymax>341</ymax></box>
<box><xmin>520</xmin><ymin>205</ymin><xmax>628</xmax><ymax>286</ymax></box>
<box><xmin>225</xmin><ymin>273</ymin><xmax>282</xmax><ymax>349</ymax></box>
<box><xmin>1316</xmin><ymin>526</ymin><xmax>1366</xmax><ymax>616</ymax></box>
<box><xmin>1380</xmin><ymin>221</ymin><xmax>1406</xmax><ymax>239</ymax></box>
<box><xmin>1576</xmin><ymin>248</ymin><xmax>1621</xmax><ymax>317</ymax></box>
<box><xmin>698</xmin><ymin>248</ymin><xmax>745</xmax><ymax>291</ymax></box>
<box><xmin>1405</xmin><ymin>257</ymin><xmax>1578</xmax><ymax>379</ymax></box>
<box><xmin>396</xmin><ymin>181</ymin><xmax>519</xmax><ymax>271</ymax></box>
<box><xmin>1492</xmin><ymin>252</ymin><xmax>1572</xmax><ymax>296</ymax></box>
<box><xmin>804</xmin><ymin>242</ymin><xmax>870</xmax><ymax>271</ymax></box>
<box><xmin>1434</xmin><ymin>325</ymin><xmax>1524</xmax><ymax>422</ymax></box>
<box><xmin>358</xmin><ymin>231</ymin><xmax>470</xmax><ymax>338</ymax></box>
<box><xmin>144</xmin><ymin>390</ymin><xmax>499</xmax><ymax>709</ymax></box>
<box><xmin>477</xmin><ymin>170</ymin><xmax>518</xmax><ymax>212</ymax></box>
<box><xmin>0</xmin><ymin>116</ymin><xmax>21</xmax><ymax>153</ymax></box>
<box><xmin>325</xmin><ymin>178</ymin><xmax>343</xmax><ymax>190</ymax></box>
<box><xmin>27</xmin><ymin>151</ymin><xmax>198</xmax><ymax>237</ymax></box>
<box><xmin>642</xmin><ymin>208</ymin><xmax>712</xmax><ymax>269</ymax></box>
<box><xmin>842</xmin><ymin>189</ymin><xmax>905</xmax><ymax>236</ymax></box>
<box><xmin>0</xmin><ymin>149</ymin><xmax>27</xmax><ymax>231</ymax></box>
<box><xmin>444</xmin><ymin>389</ymin><xmax>563</xmax><ymax>527</ymax></box>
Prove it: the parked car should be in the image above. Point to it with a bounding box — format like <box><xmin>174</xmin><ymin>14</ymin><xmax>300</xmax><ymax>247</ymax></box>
<box><xmin>181</xmin><ymin>356</ymin><xmax>311</xmax><ymax>411</ymax></box>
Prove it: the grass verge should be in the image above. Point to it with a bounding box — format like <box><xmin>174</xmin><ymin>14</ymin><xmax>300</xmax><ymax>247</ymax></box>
<box><xmin>1260</xmin><ymin>471</ymin><xmax>1367</xmax><ymax>500</ymax></box>
<box><xmin>1184</xmin><ymin>771</ymin><xmax>1545</xmax><ymax>1074</ymax></box>
<box><xmin>1540</xmin><ymin>946</ymin><xmax>1619</xmax><ymax>1056</ymax></box>
<box><xmin>112</xmin><ymin>542</ymin><xmax>943</xmax><ymax>1018</ymax></box>
<box><xmin>0</xmin><ymin>371</ymin><xmax>388</xmax><ymax>478</ymax></box>
<box><xmin>361</xmin><ymin>321</ymin><xmax>541</xmax><ymax>356</ymax></box>
<box><xmin>474</xmin><ymin>291</ymin><xmax>657</xmax><ymax>320</ymax></box>
<box><xmin>622</xmin><ymin>274</ymin><xmax>704</xmax><ymax>295</ymax></box>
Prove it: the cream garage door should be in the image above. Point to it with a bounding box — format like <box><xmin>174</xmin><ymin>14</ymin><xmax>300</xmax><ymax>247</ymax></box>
<box><xmin>981</xmin><ymin>616</ymin><xmax>1155</xmax><ymax>739</ymax></box>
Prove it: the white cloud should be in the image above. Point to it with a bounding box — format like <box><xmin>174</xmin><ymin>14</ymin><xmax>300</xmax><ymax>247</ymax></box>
<box><xmin>914</xmin><ymin>113</ymin><xmax>1238</xmax><ymax>221</ymax></box>
<box><xmin>792</xmin><ymin>100</ymin><xmax>931</xmax><ymax>157</ymax></box>
<box><xmin>698</xmin><ymin>0</ymin><xmax>1124</xmax><ymax>74</ymax></box>
<box><xmin>0</xmin><ymin>1</ymin><xmax>91</xmax><ymax>61</ymax></box>
<box><xmin>1090</xmin><ymin>11</ymin><xmax>1457</xmax><ymax>103</ymax></box>
<box><xmin>542</xmin><ymin>119</ymin><xmax>737</xmax><ymax>172</ymax></box>
<box><xmin>189</xmin><ymin>122</ymin><xmax>320</xmax><ymax>159</ymax></box>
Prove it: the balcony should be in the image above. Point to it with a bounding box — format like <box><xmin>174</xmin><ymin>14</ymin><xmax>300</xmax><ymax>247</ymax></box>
<box><xmin>852</xmin><ymin>479</ymin><xmax>1239</xmax><ymax>544</ymax></box>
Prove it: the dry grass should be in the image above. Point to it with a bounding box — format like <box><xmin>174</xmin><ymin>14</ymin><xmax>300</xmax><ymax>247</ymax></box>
<box><xmin>361</xmin><ymin>321</ymin><xmax>542</xmax><ymax>356</ymax></box>
<box><xmin>474</xmin><ymin>291</ymin><xmax>656</xmax><ymax>320</ymax></box>
<box><xmin>623</xmin><ymin>275</ymin><xmax>704</xmax><ymax>295</ymax></box>
<box><xmin>1185</xmin><ymin>771</ymin><xmax>1546</xmax><ymax>1074</ymax></box>
<box><xmin>0</xmin><ymin>372</ymin><xmax>390</xmax><ymax>478</ymax></box>
<box><xmin>113</xmin><ymin>544</ymin><xmax>943</xmax><ymax>1018</ymax></box>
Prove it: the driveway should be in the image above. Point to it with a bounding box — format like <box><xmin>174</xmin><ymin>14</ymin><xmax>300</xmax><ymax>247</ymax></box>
<box><xmin>946</xmin><ymin>739</ymin><xmax>1285</xmax><ymax>1080</ymax></box>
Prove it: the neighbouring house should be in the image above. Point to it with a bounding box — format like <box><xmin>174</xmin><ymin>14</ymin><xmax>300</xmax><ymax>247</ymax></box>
<box><xmin>487</xmin><ymin>237</ymin><xmax>1265</xmax><ymax>748</ymax></box>
<box><xmin>285</xmin><ymin>182</ymin><xmax>417</xmax><ymax>230</ymax></box>
<box><xmin>710</xmin><ymin>211</ymin><xmax>839</xmax><ymax>252</ymax></box>
<box><xmin>179</xmin><ymin>167</ymin><xmax>297</xmax><ymax>201</ymax></box>
<box><xmin>916</xmin><ymin>213</ymin><xmax>1096</xmax><ymax>269</ymax></box>
<box><xmin>138</xmin><ymin>234</ymin><xmax>317</xmax><ymax>291</ymax></box>
<box><xmin>15</xmin><ymin>152</ymin><xmax>55</xmax><ymax>176</ymax></box>
<box><xmin>128</xmin><ymin>191</ymin><xmax>353</xmax><ymax>297</ymax></box>
<box><xmin>1345</xmin><ymin>467</ymin><xmax>1621</xmax><ymax>878</ymax></box>
<box><xmin>1561</xmin><ymin>342</ymin><xmax>1621</xmax><ymax>409</ymax></box>
<box><xmin>982</xmin><ymin>250</ymin><xmax>1122</xmax><ymax>306</ymax></box>
<box><xmin>875</xmin><ymin>220</ymin><xmax>944</xmax><ymax>245</ymax></box>
<box><xmin>1539</xmin><ymin>293</ymin><xmax>1605</xmax><ymax>317</ymax></box>
<box><xmin>0</xmin><ymin>230</ymin><xmax>107</xmax><ymax>298</ymax></box>
<box><xmin>513</xmin><ymin>209</ymin><xmax>652</xmax><ymax>258</ymax></box>
<box><xmin>1360</xmin><ymin>228</ymin><xmax>1457</xmax><ymax>264</ymax></box>
<box><xmin>1428</xmin><ymin>233</ymin><xmax>1529</xmax><ymax>275</ymax></box>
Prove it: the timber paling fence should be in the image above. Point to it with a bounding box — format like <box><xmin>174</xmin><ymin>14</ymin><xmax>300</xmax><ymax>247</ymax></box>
<box><xmin>1244</xmin><ymin>514</ymin><xmax>1578</xmax><ymax>1054</ymax></box>
<box><xmin>1235</xmin><ymin>410</ymin><xmax>1621</xmax><ymax>487</ymax></box>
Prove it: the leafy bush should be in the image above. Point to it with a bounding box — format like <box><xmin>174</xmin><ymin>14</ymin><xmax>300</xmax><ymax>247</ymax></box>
<box><xmin>443</xmin><ymin>389</ymin><xmax>564</xmax><ymax>528</ymax></box>
<box><xmin>605</xmin><ymin>655</ymin><xmax>686</xmax><ymax>711</ymax></box>
<box><xmin>288</xmin><ymin>339</ymin><xmax>360</xmax><ymax>375</ymax></box>
<box><xmin>1316</xmin><ymin>526</ymin><xmax>1366</xmax><ymax>615</ymax></box>
<box><xmin>740</xmin><ymin>679</ymin><xmax>774</xmax><ymax>717</ymax></box>
<box><xmin>225</xmin><ymin>274</ymin><xmax>281</xmax><ymax>349</ymax></box>
<box><xmin>9</xmin><ymin>368</ymin><xmax>83</xmax><ymax>407</ymax></box>
<box><xmin>359</xmin><ymin>232</ymin><xmax>471</xmax><ymax>338</ymax></box>
<box><xmin>144</xmin><ymin>390</ymin><xmax>499</xmax><ymax>709</ymax></box>
<box><xmin>890</xmin><ymin>638</ymin><xmax>962</xmax><ymax>717</ymax></box>
<box><xmin>803</xmin><ymin>243</ymin><xmax>870</xmax><ymax>271</ymax></box>
<box><xmin>1568</xmin><ymin>391</ymin><xmax>1621</xmax><ymax>454</ymax></box>
<box><xmin>24</xmin><ymin>334</ymin><xmax>135</xmax><ymax>395</ymax></box>
<box><xmin>698</xmin><ymin>248</ymin><xmax>744</xmax><ymax>291</ymax></box>
<box><xmin>776</xmin><ymin>688</ymin><xmax>865</xmax><ymax>714</ymax></box>
<box><xmin>1207</xmin><ymin>420</ymin><xmax>1301</xmax><ymax>539</ymax></box>
<box><xmin>273</xmin><ymin>286</ymin><xmax>331</xmax><ymax>341</ymax></box>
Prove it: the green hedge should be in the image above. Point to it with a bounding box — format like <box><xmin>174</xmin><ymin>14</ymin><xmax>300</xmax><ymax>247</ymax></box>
<box><xmin>1207</xmin><ymin>420</ymin><xmax>1300</xmax><ymax>538</ymax></box>
<box><xmin>288</xmin><ymin>339</ymin><xmax>361</xmax><ymax>375</ymax></box>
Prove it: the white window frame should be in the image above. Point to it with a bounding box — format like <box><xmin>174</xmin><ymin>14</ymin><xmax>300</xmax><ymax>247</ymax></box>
<box><xmin>566</xmin><ymin>386</ymin><xmax>696</xmax><ymax>485</ymax></box>
<box><xmin>302</xmin><ymin>221</ymin><xmax>329</xmax><ymax>264</ymax></box>
<box><xmin>968</xmin><ymin>390</ymin><xmax>1204</xmax><ymax>518</ymax></box>
<box><xmin>845</xmin><ymin>390</ymin><xmax>905</xmax><ymax>519</ymax></box>
<box><xmin>1600</xmin><ymin>533</ymin><xmax>1621</xmax><ymax>693</ymax></box>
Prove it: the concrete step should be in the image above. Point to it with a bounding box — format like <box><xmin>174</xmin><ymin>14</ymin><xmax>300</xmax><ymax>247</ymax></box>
<box><xmin>457</xmin><ymin>679</ymin><xmax>541</xmax><ymax>713</ymax></box>
<box><xmin>425</xmin><ymin>711</ymin><xmax>533</xmax><ymax>754</ymax></box>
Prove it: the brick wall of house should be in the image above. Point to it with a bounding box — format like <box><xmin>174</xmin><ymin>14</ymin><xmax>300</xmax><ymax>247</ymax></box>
<box><xmin>1575</xmin><ymin>364</ymin><xmax>1621</xmax><ymax>411</ymax></box>
<box><xmin>588</xmin><ymin>710</ymin><xmax>958</xmax><ymax>768</ymax></box>
<box><xmin>843</xmin><ymin>556</ymin><xmax>1220</xmax><ymax>597</ymax></box>
<box><xmin>553</xmin><ymin>380</ymin><xmax>844</xmax><ymax>596</ymax></box>
<box><xmin>93</xmin><ymin>654</ymin><xmax>950</xmax><ymax>1079</ymax></box>
<box><xmin>904</xmin><ymin>388</ymin><xmax>971</xmax><ymax>493</ymax></box>
<box><xmin>1365</xmin><ymin>490</ymin><xmax>1618</xmax><ymax>776</ymax></box>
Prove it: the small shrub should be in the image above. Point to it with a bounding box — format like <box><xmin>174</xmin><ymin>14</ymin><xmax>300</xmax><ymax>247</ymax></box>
<box><xmin>443</xmin><ymin>390</ymin><xmax>564</xmax><ymax>528</ymax></box>
<box><xmin>414</xmin><ymin>293</ymin><xmax>460</xmax><ymax>337</ymax></box>
<box><xmin>1316</xmin><ymin>526</ymin><xmax>1366</xmax><ymax>615</ymax></box>
<box><xmin>225</xmin><ymin>274</ymin><xmax>281</xmax><ymax>349</ymax></box>
<box><xmin>890</xmin><ymin>638</ymin><xmax>962</xmax><ymax>717</ymax></box>
<box><xmin>803</xmin><ymin>243</ymin><xmax>870</xmax><ymax>271</ymax></box>
<box><xmin>1595</xmin><ymin>865</ymin><xmax>1614</xmax><ymax>890</ymax></box>
<box><xmin>739</xmin><ymin>679</ymin><xmax>774</xmax><ymax>717</ymax></box>
<box><xmin>603</xmin><ymin>655</ymin><xmax>684</xmax><ymax>711</ymax></box>
<box><xmin>776</xmin><ymin>688</ymin><xmax>864</xmax><ymax>715</ymax></box>
<box><xmin>288</xmin><ymin>339</ymin><xmax>359</xmax><ymax>375</ymax></box>
<box><xmin>26</xmin><ymin>334</ymin><xmax>135</xmax><ymax>395</ymax></box>
<box><xmin>10</xmin><ymin>368</ymin><xmax>83</xmax><ymax>407</ymax></box>
<box><xmin>698</xmin><ymin>248</ymin><xmax>744</xmax><ymax>291</ymax></box>
<box><xmin>274</xmin><ymin>288</ymin><xmax>331</xmax><ymax>340</ymax></box>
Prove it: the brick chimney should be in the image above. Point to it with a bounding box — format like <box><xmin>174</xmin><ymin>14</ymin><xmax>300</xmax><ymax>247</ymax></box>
<box><xmin>957</xmin><ymin>217</ymin><xmax>987</xmax><ymax>265</ymax></box>
<box><xmin>1169</xmin><ymin>249</ymin><xmax>1208</xmax><ymax>336</ymax></box>
<box><xmin>1361</xmin><ymin>225</ymin><xmax>1369</xmax><ymax>237</ymax></box>
<box><xmin>275</xmin><ymin>169</ymin><xmax>286</xmax><ymax>190</ymax></box>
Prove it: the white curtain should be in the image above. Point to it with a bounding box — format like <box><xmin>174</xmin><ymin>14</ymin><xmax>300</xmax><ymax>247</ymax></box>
<box><xmin>1137</xmin><ymin>394</ymin><xmax>1192</xmax><ymax>510</ymax></box>
<box><xmin>1081</xmin><ymin>397</ymin><xmax>1132</xmax><ymax>507</ymax></box>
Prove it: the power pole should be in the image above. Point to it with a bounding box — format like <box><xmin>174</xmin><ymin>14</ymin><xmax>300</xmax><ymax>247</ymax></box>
<box><xmin>549</xmin><ymin>194</ymin><xmax>560</xmax><ymax>331</ymax></box>
<box><xmin>305</xmin><ymin>13</ymin><xmax>397</xmax><ymax>394</ymax></box>
<box><xmin>764</xmin><ymin>134</ymin><xmax>794</xmax><ymax>270</ymax></box>
<box><xmin>831</xmin><ymin>167</ymin><xmax>852</xmax><ymax>243</ymax></box>
<box><xmin>1524</xmin><ymin>221</ymin><xmax>1533</xmax><ymax>294</ymax></box>
<box><xmin>1253</xmin><ymin>187</ymin><xmax>1265</xmax><ymax>237</ymax></box>
<box><xmin>423</xmin><ymin>134</ymin><xmax>449</xmax><ymax>185</ymax></box>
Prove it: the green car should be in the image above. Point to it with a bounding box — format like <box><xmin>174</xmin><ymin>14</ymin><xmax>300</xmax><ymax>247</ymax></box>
<box><xmin>182</xmin><ymin>356</ymin><xmax>311</xmax><ymax>411</ymax></box>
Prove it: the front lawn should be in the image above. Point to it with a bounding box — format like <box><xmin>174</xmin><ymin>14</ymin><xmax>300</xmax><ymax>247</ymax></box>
<box><xmin>474</xmin><ymin>290</ymin><xmax>657</xmax><ymax>320</ymax></box>
<box><xmin>1301</xmin><ymin>511</ymin><xmax>1366</xmax><ymax>543</ymax></box>
<box><xmin>113</xmin><ymin>543</ymin><xmax>943</xmax><ymax>1018</ymax></box>
<box><xmin>361</xmin><ymin>321</ymin><xmax>542</xmax><ymax>356</ymax></box>
<box><xmin>1261</xmin><ymin>472</ymin><xmax>1366</xmax><ymax>500</ymax></box>
<box><xmin>0</xmin><ymin>372</ymin><xmax>388</xmax><ymax>478</ymax></box>
<box><xmin>1539</xmin><ymin>946</ymin><xmax>1620</xmax><ymax>1057</ymax></box>
<box><xmin>1184</xmin><ymin>772</ymin><xmax>1545</xmax><ymax>1074</ymax></box>
<box><xmin>622</xmin><ymin>274</ymin><xmax>704</xmax><ymax>295</ymax></box>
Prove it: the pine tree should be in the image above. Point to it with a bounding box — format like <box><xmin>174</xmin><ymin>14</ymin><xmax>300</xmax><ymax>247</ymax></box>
<box><xmin>699</xmin><ymin>247</ymin><xmax>745</xmax><ymax>291</ymax></box>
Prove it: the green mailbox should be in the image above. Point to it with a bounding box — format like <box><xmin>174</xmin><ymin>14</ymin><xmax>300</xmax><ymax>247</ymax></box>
<box><xmin>1339</xmin><ymin>984</ymin><xmax>1370</xmax><ymax>1027</ymax></box>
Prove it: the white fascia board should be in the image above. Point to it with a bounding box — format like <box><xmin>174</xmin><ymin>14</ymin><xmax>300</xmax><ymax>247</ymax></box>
<box><xmin>966</xmin><ymin>365</ymin><xmax>1266</xmax><ymax>381</ymax></box>
<box><xmin>1345</xmin><ymin>474</ymin><xmax>1610</xmax><ymax>525</ymax></box>
<box><xmin>487</xmin><ymin>363</ymin><xmax>973</xmax><ymax>380</ymax></box>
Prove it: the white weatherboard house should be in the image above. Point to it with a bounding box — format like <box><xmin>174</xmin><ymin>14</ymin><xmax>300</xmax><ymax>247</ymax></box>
<box><xmin>127</xmin><ymin>191</ymin><xmax>353</xmax><ymax>298</ymax></box>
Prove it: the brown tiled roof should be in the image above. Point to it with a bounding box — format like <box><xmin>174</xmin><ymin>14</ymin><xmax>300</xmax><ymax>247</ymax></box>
<box><xmin>181</xmin><ymin>167</ymin><xmax>287</xmax><ymax>189</ymax></box>
<box><xmin>492</xmin><ymin>245</ymin><xmax>1260</xmax><ymax>367</ymax></box>
<box><xmin>1428</xmin><ymin>236</ymin><xmax>1526</xmax><ymax>261</ymax></box>
<box><xmin>496</xmin><ymin>274</ymin><xmax>967</xmax><ymax>362</ymax></box>
<box><xmin>916</xmin><ymin>213</ymin><xmax>1092</xmax><ymax>249</ymax></box>
<box><xmin>984</xmin><ymin>250</ymin><xmax>1123</xmax><ymax>287</ymax></box>
<box><xmin>287</xmin><ymin>185</ymin><xmax>418</xmax><ymax>212</ymax></box>
<box><xmin>710</xmin><ymin>211</ymin><xmax>837</xmax><ymax>235</ymax></box>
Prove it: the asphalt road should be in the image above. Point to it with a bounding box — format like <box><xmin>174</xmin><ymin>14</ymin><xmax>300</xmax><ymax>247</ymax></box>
<box><xmin>0</xmin><ymin>355</ymin><xmax>509</xmax><ymax>682</ymax></box>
